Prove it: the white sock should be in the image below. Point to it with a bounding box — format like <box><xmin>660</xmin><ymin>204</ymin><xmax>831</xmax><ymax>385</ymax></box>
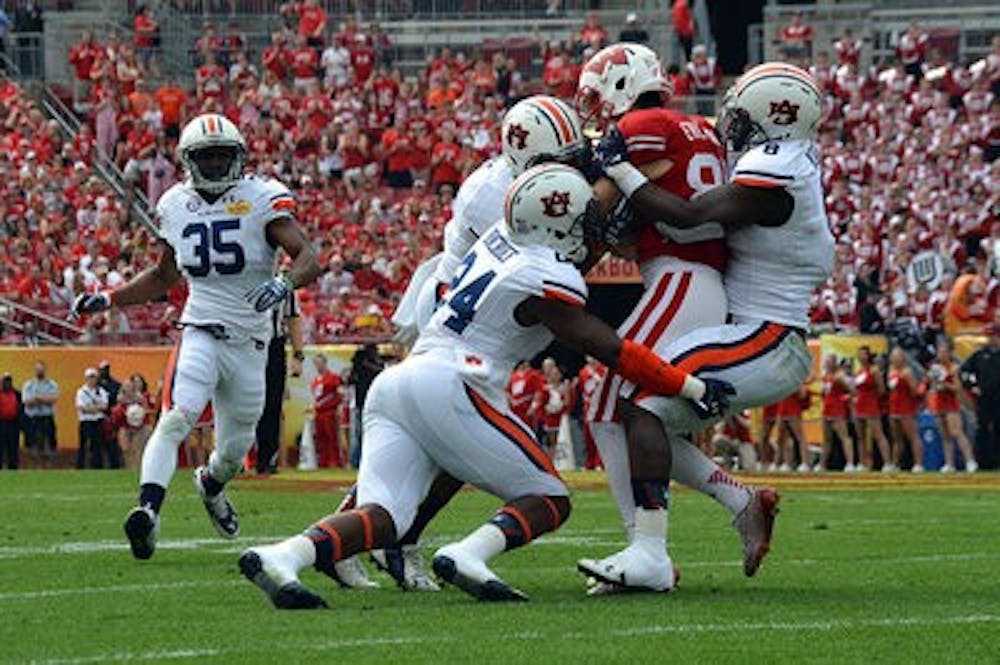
<box><xmin>632</xmin><ymin>506</ymin><xmax>668</xmax><ymax>556</ymax></box>
<box><xmin>591</xmin><ymin>421</ymin><xmax>636</xmax><ymax>534</ymax></box>
<box><xmin>273</xmin><ymin>534</ymin><xmax>316</xmax><ymax>573</ymax></box>
<box><xmin>670</xmin><ymin>434</ymin><xmax>752</xmax><ymax>516</ymax></box>
<box><xmin>459</xmin><ymin>524</ymin><xmax>507</xmax><ymax>563</ymax></box>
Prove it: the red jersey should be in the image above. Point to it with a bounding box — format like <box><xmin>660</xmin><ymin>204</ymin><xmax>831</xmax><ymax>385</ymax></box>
<box><xmin>888</xmin><ymin>368</ymin><xmax>920</xmax><ymax>416</ymax></box>
<box><xmin>822</xmin><ymin>371</ymin><xmax>850</xmax><ymax>418</ymax></box>
<box><xmin>311</xmin><ymin>370</ymin><xmax>342</xmax><ymax>415</ymax></box>
<box><xmin>776</xmin><ymin>391</ymin><xmax>803</xmax><ymax>418</ymax></box>
<box><xmin>350</xmin><ymin>46</ymin><xmax>376</xmax><ymax>85</ymax></box>
<box><xmin>291</xmin><ymin>47</ymin><xmax>319</xmax><ymax>79</ymax></box>
<box><xmin>617</xmin><ymin>108</ymin><xmax>727</xmax><ymax>270</ymax></box>
<box><xmin>853</xmin><ymin>367</ymin><xmax>882</xmax><ymax>418</ymax></box>
<box><xmin>508</xmin><ymin>367</ymin><xmax>544</xmax><ymax>425</ymax></box>
<box><xmin>298</xmin><ymin>5</ymin><xmax>327</xmax><ymax>38</ymax></box>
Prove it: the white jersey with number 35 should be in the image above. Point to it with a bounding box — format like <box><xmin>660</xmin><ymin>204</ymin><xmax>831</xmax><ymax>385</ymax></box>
<box><xmin>726</xmin><ymin>140</ymin><xmax>835</xmax><ymax>329</ymax></box>
<box><xmin>156</xmin><ymin>175</ymin><xmax>294</xmax><ymax>340</ymax></box>
<box><xmin>414</xmin><ymin>222</ymin><xmax>587</xmax><ymax>396</ymax></box>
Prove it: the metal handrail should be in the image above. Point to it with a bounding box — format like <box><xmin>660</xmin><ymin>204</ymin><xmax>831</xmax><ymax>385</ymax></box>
<box><xmin>39</xmin><ymin>86</ymin><xmax>157</xmax><ymax>233</ymax></box>
<box><xmin>0</xmin><ymin>296</ymin><xmax>85</xmax><ymax>344</ymax></box>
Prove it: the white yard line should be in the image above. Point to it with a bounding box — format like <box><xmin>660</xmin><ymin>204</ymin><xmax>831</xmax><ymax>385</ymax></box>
<box><xmin>0</xmin><ymin>580</ymin><xmax>242</xmax><ymax>601</ymax></box>
<box><xmin>34</xmin><ymin>614</ymin><xmax>1000</xmax><ymax>664</ymax></box>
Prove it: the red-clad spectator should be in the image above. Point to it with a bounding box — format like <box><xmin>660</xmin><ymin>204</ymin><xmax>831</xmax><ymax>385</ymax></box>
<box><xmin>298</xmin><ymin>0</ymin><xmax>328</xmax><ymax>48</ymax></box>
<box><xmin>778</xmin><ymin>11</ymin><xmax>813</xmax><ymax>61</ymax></box>
<box><xmin>351</xmin><ymin>255</ymin><xmax>384</xmax><ymax>293</ymax></box>
<box><xmin>686</xmin><ymin>45</ymin><xmax>721</xmax><ymax>114</ymax></box>
<box><xmin>290</xmin><ymin>35</ymin><xmax>320</xmax><ymax>93</ymax></box>
<box><xmin>672</xmin><ymin>0</ymin><xmax>694</xmax><ymax>61</ymax></box>
<box><xmin>542</xmin><ymin>42</ymin><xmax>579</xmax><ymax>100</ymax></box>
<box><xmin>262</xmin><ymin>33</ymin><xmax>292</xmax><ymax>80</ymax></box>
<box><xmin>380</xmin><ymin>116</ymin><xmax>413</xmax><ymax>189</ymax></box>
<box><xmin>430</xmin><ymin>125</ymin><xmax>462</xmax><ymax>191</ymax></box>
<box><xmin>133</xmin><ymin>5</ymin><xmax>158</xmax><ymax>64</ymax></box>
<box><xmin>834</xmin><ymin>28</ymin><xmax>863</xmax><ymax>67</ymax></box>
<box><xmin>349</xmin><ymin>38</ymin><xmax>377</xmax><ymax>86</ymax></box>
<box><xmin>310</xmin><ymin>354</ymin><xmax>343</xmax><ymax>468</ymax></box>
<box><xmin>68</xmin><ymin>31</ymin><xmax>101</xmax><ymax>110</ymax></box>
<box><xmin>579</xmin><ymin>11</ymin><xmax>608</xmax><ymax>47</ymax></box>
<box><xmin>898</xmin><ymin>22</ymin><xmax>929</xmax><ymax>80</ymax></box>
<box><xmin>195</xmin><ymin>54</ymin><xmax>227</xmax><ymax>103</ymax></box>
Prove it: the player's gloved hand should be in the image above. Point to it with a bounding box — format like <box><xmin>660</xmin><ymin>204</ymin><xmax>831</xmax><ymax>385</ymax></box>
<box><xmin>245</xmin><ymin>274</ymin><xmax>294</xmax><ymax>312</ymax></box>
<box><xmin>70</xmin><ymin>291</ymin><xmax>112</xmax><ymax>320</ymax></box>
<box><xmin>594</xmin><ymin>125</ymin><xmax>649</xmax><ymax>199</ymax></box>
<box><xmin>689</xmin><ymin>378</ymin><xmax>736</xmax><ymax>420</ymax></box>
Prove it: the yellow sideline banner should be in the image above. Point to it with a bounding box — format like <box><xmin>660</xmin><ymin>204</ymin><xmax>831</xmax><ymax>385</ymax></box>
<box><xmin>0</xmin><ymin>345</ymin><xmax>365</xmax><ymax>450</ymax></box>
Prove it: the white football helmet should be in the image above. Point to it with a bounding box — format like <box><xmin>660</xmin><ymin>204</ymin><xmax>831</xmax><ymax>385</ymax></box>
<box><xmin>504</xmin><ymin>163</ymin><xmax>598</xmax><ymax>262</ymax></box>
<box><xmin>575</xmin><ymin>42</ymin><xmax>671</xmax><ymax>128</ymax></box>
<box><xmin>717</xmin><ymin>62</ymin><xmax>823</xmax><ymax>151</ymax></box>
<box><xmin>178</xmin><ymin>113</ymin><xmax>247</xmax><ymax>193</ymax></box>
<box><xmin>501</xmin><ymin>95</ymin><xmax>588</xmax><ymax>175</ymax></box>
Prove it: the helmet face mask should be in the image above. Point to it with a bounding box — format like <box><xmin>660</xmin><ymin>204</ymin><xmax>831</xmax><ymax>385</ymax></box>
<box><xmin>718</xmin><ymin>104</ymin><xmax>762</xmax><ymax>153</ymax></box>
<box><xmin>178</xmin><ymin>114</ymin><xmax>247</xmax><ymax>194</ymax></box>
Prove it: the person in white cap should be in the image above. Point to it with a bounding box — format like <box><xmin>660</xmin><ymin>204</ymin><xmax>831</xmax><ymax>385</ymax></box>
<box><xmin>75</xmin><ymin>367</ymin><xmax>109</xmax><ymax>469</ymax></box>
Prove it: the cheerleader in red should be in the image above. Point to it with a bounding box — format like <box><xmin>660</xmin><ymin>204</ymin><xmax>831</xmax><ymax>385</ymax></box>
<box><xmin>887</xmin><ymin>348</ymin><xmax>924</xmax><ymax>472</ymax></box>
<box><xmin>775</xmin><ymin>383</ymin><xmax>812</xmax><ymax>472</ymax></box>
<box><xmin>759</xmin><ymin>402</ymin><xmax>780</xmax><ymax>470</ymax></box>
<box><xmin>926</xmin><ymin>344</ymin><xmax>978</xmax><ymax>472</ymax></box>
<box><xmin>853</xmin><ymin>346</ymin><xmax>893</xmax><ymax>471</ymax></box>
<box><xmin>819</xmin><ymin>355</ymin><xmax>856</xmax><ymax>471</ymax></box>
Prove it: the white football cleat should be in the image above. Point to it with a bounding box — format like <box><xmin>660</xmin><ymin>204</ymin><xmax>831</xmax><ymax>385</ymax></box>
<box><xmin>733</xmin><ymin>487</ymin><xmax>780</xmax><ymax>577</ymax></box>
<box><xmin>431</xmin><ymin>543</ymin><xmax>527</xmax><ymax>601</ymax></box>
<box><xmin>332</xmin><ymin>556</ymin><xmax>378</xmax><ymax>589</ymax></box>
<box><xmin>239</xmin><ymin>546</ymin><xmax>328</xmax><ymax>609</ymax></box>
<box><xmin>577</xmin><ymin>544</ymin><xmax>678</xmax><ymax>592</ymax></box>
<box><xmin>123</xmin><ymin>505</ymin><xmax>160</xmax><ymax>560</ymax></box>
<box><xmin>371</xmin><ymin>545</ymin><xmax>440</xmax><ymax>591</ymax></box>
<box><xmin>965</xmin><ymin>459</ymin><xmax>979</xmax><ymax>473</ymax></box>
<box><xmin>193</xmin><ymin>466</ymin><xmax>239</xmax><ymax>539</ymax></box>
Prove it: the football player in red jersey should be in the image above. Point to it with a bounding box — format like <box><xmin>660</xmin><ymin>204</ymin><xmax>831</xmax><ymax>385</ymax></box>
<box><xmin>575</xmin><ymin>43</ymin><xmax>773</xmax><ymax>590</ymax></box>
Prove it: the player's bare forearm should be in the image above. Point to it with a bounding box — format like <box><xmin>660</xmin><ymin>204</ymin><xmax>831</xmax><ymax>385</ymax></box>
<box><xmin>268</xmin><ymin>217</ymin><xmax>321</xmax><ymax>288</ymax></box>
<box><xmin>112</xmin><ymin>246</ymin><xmax>181</xmax><ymax>307</ymax></box>
<box><xmin>629</xmin><ymin>182</ymin><xmax>793</xmax><ymax>230</ymax></box>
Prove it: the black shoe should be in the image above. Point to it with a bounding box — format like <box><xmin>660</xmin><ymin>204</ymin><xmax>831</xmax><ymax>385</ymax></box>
<box><xmin>238</xmin><ymin>550</ymin><xmax>328</xmax><ymax>610</ymax></box>
<box><xmin>123</xmin><ymin>506</ymin><xmax>159</xmax><ymax>560</ymax></box>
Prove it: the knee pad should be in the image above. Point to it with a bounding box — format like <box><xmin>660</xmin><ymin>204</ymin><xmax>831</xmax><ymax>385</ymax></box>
<box><xmin>154</xmin><ymin>408</ymin><xmax>199</xmax><ymax>441</ymax></box>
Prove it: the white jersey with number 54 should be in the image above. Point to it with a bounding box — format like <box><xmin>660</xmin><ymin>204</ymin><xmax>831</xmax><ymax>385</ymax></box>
<box><xmin>156</xmin><ymin>175</ymin><xmax>295</xmax><ymax>340</ymax></box>
<box><xmin>413</xmin><ymin>222</ymin><xmax>587</xmax><ymax>397</ymax></box>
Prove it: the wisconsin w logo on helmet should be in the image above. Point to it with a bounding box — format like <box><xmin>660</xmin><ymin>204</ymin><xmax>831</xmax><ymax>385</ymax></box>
<box><xmin>582</xmin><ymin>44</ymin><xmax>629</xmax><ymax>76</ymax></box>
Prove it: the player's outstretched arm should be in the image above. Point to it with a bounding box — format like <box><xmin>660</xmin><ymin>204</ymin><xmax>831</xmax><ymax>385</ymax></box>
<box><xmin>246</xmin><ymin>218</ymin><xmax>322</xmax><ymax>313</ymax></box>
<box><xmin>267</xmin><ymin>217</ymin><xmax>322</xmax><ymax>290</ymax></box>
<box><xmin>517</xmin><ymin>297</ymin><xmax>734</xmax><ymax>419</ymax></box>
<box><xmin>72</xmin><ymin>243</ymin><xmax>182</xmax><ymax>318</ymax></box>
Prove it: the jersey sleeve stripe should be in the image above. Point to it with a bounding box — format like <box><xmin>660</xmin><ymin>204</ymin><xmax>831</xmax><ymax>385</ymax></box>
<box><xmin>732</xmin><ymin>175</ymin><xmax>786</xmax><ymax>189</ymax></box>
<box><xmin>734</xmin><ymin>169</ymin><xmax>794</xmax><ymax>180</ymax></box>
<box><xmin>543</xmin><ymin>286</ymin><xmax>586</xmax><ymax>306</ymax></box>
<box><xmin>627</xmin><ymin>142</ymin><xmax>670</xmax><ymax>153</ymax></box>
<box><xmin>626</xmin><ymin>135</ymin><xmax>668</xmax><ymax>145</ymax></box>
<box><xmin>542</xmin><ymin>279</ymin><xmax>586</xmax><ymax>300</ymax></box>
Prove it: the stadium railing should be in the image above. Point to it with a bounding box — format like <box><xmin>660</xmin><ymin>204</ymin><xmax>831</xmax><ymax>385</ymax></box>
<box><xmin>0</xmin><ymin>297</ymin><xmax>85</xmax><ymax>345</ymax></box>
<box><xmin>760</xmin><ymin>3</ymin><xmax>1000</xmax><ymax>66</ymax></box>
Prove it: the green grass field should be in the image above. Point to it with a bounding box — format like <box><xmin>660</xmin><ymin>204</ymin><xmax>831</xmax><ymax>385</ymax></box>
<box><xmin>2</xmin><ymin>470</ymin><xmax>999</xmax><ymax>664</ymax></box>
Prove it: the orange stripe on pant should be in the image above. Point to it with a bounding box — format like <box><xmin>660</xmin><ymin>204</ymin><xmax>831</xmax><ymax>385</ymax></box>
<box><xmin>161</xmin><ymin>337</ymin><xmax>182</xmax><ymax>410</ymax></box>
<box><xmin>464</xmin><ymin>384</ymin><xmax>559</xmax><ymax>478</ymax></box>
<box><xmin>633</xmin><ymin>323</ymin><xmax>790</xmax><ymax>404</ymax></box>
<box><xmin>313</xmin><ymin>520</ymin><xmax>343</xmax><ymax>560</ymax></box>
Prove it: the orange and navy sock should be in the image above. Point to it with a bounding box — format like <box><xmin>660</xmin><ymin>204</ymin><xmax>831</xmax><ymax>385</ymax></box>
<box><xmin>489</xmin><ymin>506</ymin><xmax>534</xmax><ymax>549</ymax></box>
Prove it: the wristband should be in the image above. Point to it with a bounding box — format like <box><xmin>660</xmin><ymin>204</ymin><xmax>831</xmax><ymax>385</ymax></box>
<box><xmin>606</xmin><ymin>161</ymin><xmax>649</xmax><ymax>199</ymax></box>
<box><xmin>615</xmin><ymin>340</ymin><xmax>688</xmax><ymax>397</ymax></box>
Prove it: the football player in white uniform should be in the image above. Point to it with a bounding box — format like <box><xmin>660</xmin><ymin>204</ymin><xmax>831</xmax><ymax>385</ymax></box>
<box><xmin>336</xmin><ymin>95</ymin><xmax>590</xmax><ymax>591</ymax></box>
<box><xmin>72</xmin><ymin>113</ymin><xmax>321</xmax><ymax>560</ymax></box>
<box><xmin>578</xmin><ymin>62</ymin><xmax>835</xmax><ymax>588</ymax></box>
<box><xmin>239</xmin><ymin>164</ymin><xmax>733</xmax><ymax>608</ymax></box>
